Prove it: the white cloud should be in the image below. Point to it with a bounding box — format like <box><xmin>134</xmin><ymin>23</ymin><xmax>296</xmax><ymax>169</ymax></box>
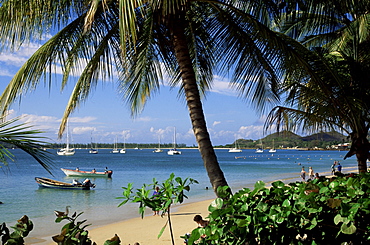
<box><xmin>69</xmin><ymin>116</ymin><xmax>97</xmax><ymax>123</ymax></box>
<box><xmin>73</xmin><ymin>126</ymin><xmax>96</xmax><ymax>135</ymax></box>
<box><xmin>212</xmin><ymin>121</ymin><xmax>221</xmax><ymax>126</ymax></box>
<box><xmin>135</xmin><ymin>116</ymin><xmax>153</xmax><ymax>122</ymax></box>
<box><xmin>209</xmin><ymin>75</ymin><xmax>239</xmax><ymax>97</ymax></box>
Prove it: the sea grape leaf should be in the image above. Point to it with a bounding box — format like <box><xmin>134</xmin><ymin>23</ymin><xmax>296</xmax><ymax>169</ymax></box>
<box><xmin>254</xmin><ymin>181</ymin><xmax>266</xmax><ymax>190</ymax></box>
<box><xmin>208</xmin><ymin>198</ymin><xmax>223</xmax><ymax>212</ymax></box>
<box><xmin>327</xmin><ymin>198</ymin><xmax>341</xmax><ymax>208</ymax></box>
<box><xmin>341</xmin><ymin>223</ymin><xmax>356</xmax><ymax>234</ymax></box>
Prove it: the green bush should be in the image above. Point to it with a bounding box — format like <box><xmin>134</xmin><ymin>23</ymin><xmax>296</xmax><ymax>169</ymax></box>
<box><xmin>118</xmin><ymin>173</ymin><xmax>198</xmax><ymax>245</ymax></box>
<box><xmin>0</xmin><ymin>215</ymin><xmax>33</xmax><ymax>245</ymax></box>
<box><xmin>188</xmin><ymin>173</ymin><xmax>370</xmax><ymax>245</ymax></box>
<box><xmin>52</xmin><ymin>211</ymin><xmax>120</xmax><ymax>245</ymax></box>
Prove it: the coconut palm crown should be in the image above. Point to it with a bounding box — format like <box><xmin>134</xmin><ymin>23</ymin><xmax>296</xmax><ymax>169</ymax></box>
<box><xmin>0</xmin><ymin>0</ymin><xmax>296</xmax><ymax>193</ymax></box>
<box><xmin>266</xmin><ymin>0</ymin><xmax>370</xmax><ymax>173</ymax></box>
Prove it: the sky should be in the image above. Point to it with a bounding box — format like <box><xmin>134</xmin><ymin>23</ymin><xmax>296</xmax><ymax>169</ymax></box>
<box><xmin>0</xmin><ymin>41</ymin><xmax>278</xmax><ymax>146</ymax></box>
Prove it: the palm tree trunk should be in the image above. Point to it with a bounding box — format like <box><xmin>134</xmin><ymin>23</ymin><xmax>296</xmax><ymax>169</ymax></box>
<box><xmin>345</xmin><ymin>131</ymin><xmax>369</xmax><ymax>173</ymax></box>
<box><xmin>171</xmin><ymin>19</ymin><xmax>229</xmax><ymax>196</ymax></box>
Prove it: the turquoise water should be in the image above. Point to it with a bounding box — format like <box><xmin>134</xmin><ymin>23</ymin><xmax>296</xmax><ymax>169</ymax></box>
<box><xmin>0</xmin><ymin>148</ymin><xmax>357</xmax><ymax>240</ymax></box>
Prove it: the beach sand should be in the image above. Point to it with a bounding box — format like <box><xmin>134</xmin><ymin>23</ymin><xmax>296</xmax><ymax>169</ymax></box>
<box><xmin>24</xmin><ymin>166</ymin><xmax>358</xmax><ymax>244</ymax></box>
<box><xmin>87</xmin><ymin>199</ymin><xmax>213</xmax><ymax>245</ymax></box>
<box><xmin>25</xmin><ymin>199</ymin><xmax>213</xmax><ymax>245</ymax></box>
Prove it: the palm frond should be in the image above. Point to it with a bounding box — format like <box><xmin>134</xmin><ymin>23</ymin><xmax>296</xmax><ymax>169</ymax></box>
<box><xmin>0</xmin><ymin>116</ymin><xmax>54</xmax><ymax>175</ymax></box>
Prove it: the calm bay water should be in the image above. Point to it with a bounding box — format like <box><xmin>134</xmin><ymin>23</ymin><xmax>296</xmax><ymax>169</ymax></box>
<box><xmin>0</xmin><ymin>148</ymin><xmax>357</xmax><ymax>240</ymax></box>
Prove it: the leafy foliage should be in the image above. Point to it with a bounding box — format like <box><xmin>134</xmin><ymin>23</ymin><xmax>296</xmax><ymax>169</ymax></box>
<box><xmin>0</xmin><ymin>215</ymin><xmax>33</xmax><ymax>245</ymax></box>
<box><xmin>188</xmin><ymin>174</ymin><xmax>370</xmax><ymax>244</ymax></box>
<box><xmin>118</xmin><ymin>173</ymin><xmax>198</xmax><ymax>245</ymax></box>
<box><xmin>0</xmin><ymin>116</ymin><xmax>53</xmax><ymax>175</ymax></box>
<box><xmin>52</xmin><ymin>211</ymin><xmax>120</xmax><ymax>245</ymax></box>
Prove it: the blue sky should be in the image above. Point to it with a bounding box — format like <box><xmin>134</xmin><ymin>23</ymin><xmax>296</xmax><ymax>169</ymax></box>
<box><xmin>0</xmin><ymin>41</ymin><xmax>275</xmax><ymax>146</ymax></box>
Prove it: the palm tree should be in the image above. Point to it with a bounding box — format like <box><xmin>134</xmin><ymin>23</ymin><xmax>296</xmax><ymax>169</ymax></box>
<box><xmin>266</xmin><ymin>1</ymin><xmax>370</xmax><ymax>173</ymax></box>
<box><xmin>0</xmin><ymin>117</ymin><xmax>53</xmax><ymax>174</ymax></box>
<box><xmin>0</xmin><ymin>0</ymin><xmax>298</xmax><ymax>194</ymax></box>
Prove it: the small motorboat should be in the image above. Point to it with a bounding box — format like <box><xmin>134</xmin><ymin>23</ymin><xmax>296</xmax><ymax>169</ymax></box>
<box><xmin>61</xmin><ymin>168</ymin><xmax>113</xmax><ymax>178</ymax></box>
<box><xmin>35</xmin><ymin>177</ymin><xmax>95</xmax><ymax>190</ymax></box>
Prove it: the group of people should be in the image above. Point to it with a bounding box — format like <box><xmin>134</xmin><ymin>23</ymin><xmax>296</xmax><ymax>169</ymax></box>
<box><xmin>300</xmin><ymin>160</ymin><xmax>343</xmax><ymax>181</ymax></box>
<box><xmin>331</xmin><ymin>161</ymin><xmax>342</xmax><ymax>174</ymax></box>
<box><xmin>300</xmin><ymin>166</ymin><xmax>318</xmax><ymax>181</ymax></box>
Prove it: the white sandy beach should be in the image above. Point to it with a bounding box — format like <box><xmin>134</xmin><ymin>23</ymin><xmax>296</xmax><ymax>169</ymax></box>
<box><xmin>24</xmin><ymin>166</ymin><xmax>358</xmax><ymax>245</ymax></box>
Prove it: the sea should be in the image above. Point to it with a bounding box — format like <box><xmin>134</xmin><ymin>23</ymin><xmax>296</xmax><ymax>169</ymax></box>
<box><xmin>0</xmin><ymin>148</ymin><xmax>357</xmax><ymax>242</ymax></box>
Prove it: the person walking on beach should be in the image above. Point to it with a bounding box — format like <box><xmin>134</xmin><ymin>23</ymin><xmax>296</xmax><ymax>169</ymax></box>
<box><xmin>300</xmin><ymin>167</ymin><xmax>307</xmax><ymax>181</ymax></box>
<box><xmin>331</xmin><ymin>161</ymin><xmax>336</xmax><ymax>175</ymax></box>
<box><xmin>337</xmin><ymin>162</ymin><xmax>342</xmax><ymax>173</ymax></box>
<box><xmin>308</xmin><ymin>167</ymin><xmax>314</xmax><ymax>180</ymax></box>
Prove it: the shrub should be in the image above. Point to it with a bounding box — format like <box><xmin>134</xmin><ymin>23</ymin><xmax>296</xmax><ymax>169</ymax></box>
<box><xmin>52</xmin><ymin>210</ymin><xmax>120</xmax><ymax>245</ymax></box>
<box><xmin>188</xmin><ymin>173</ymin><xmax>370</xmax><ymax>244</ymax></box>
<box><xmin>0</xmin><ymin>215</ymin><xmax>33</xmax><ymax>245</ymax></box>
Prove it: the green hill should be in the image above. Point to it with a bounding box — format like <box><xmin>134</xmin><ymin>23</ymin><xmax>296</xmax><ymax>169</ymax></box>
<box><xmin>227</xmin><ymin>130</ymin><xmax>348</xmax><ymax>150</ymax></box>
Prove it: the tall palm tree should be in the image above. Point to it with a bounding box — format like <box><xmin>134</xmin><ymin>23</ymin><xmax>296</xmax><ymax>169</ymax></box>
<box><xmin>0</xmin><ymin>0</ymin><xmax>297</xmax><ymax>194</ymax></box>
<box><xmin>0</xmin><ymin>117</ymin><xmax>53</xmax><ymax>174</ymax></box>
<box><xmin>266</xmin><ymin>0</ymin><xmax>370</xmax><ymax>173</ymax></box>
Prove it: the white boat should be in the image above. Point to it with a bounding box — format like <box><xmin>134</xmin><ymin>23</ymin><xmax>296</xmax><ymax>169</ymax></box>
<box><xmin>153</xmin><ymin>135</ymin><xmax>163</xmax><ymax>153</ymax></box>
<box><xmin>255</xmin><ymin>139</ymin><xmax>264</xmax><ymax>153</ymax></box>
<box><xmin>111</xmin><ymin>136</ymin><xmax>119</xmax><ymax>153</ymax></box>
<box><xmin>89</xmin><ymin>132</ymin><xmax>98</xmax><ymax>154</ymax></box>
<box><xmin>229</xmin><ymin>139</ymin><xmax>242</xmax><ymax>153</ymax></box>
<box><xmin>57</xmin><ymin>123</ymin><xmax>75</xmax><ymax>156</ymax></box>
<box><xmin>168</xmin><ymin>127</ymin><xmax>181</xmax><ymax>155</ymax></box>
<box><xmin>120</xmin><ymin>137</ymin><xmax>126</xmax><ymax>153</ymax></box>
<box><xmin>229</xmin><ymin>148</ymin><xmax>242</xmax><ymax>153</ymax></box>
<box><xmin>61</xmin><ymin>168</ymin><xmax>113</xmax><ymax>178</ymax></box>
<box><xmin>269</xmin><ymin>139</ymin><xmax>276</xmax><ymax>153</ymax></box>
<box><xmin>89</xmin><ymin>149</ymin><xmax>98</xmax><ymax>154</ymax></box>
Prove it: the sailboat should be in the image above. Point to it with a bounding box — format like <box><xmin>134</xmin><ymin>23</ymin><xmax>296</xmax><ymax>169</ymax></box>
<box><xmin>167</xmin><ymin>127</ymin><xmax>181</xmax><ymax>155</ymax></box>
<box><xmin>255</xmin><ymin>139</ymin><xmax>264</xmax><ymax>153</ymax></box>
<box><xmin>111</xmin><ymin>137</ymin><xmax>119</xmax><ymax>153</ymax></box>
<box><xmin>57</xmin><ymin>123</ymin><xmax>75</xmax><ymax>156</ymax></box>
<box><xmin>269</xmin><ymin>139</ymin><xmax>276</xmax><ymax>153</ymax></box>
<box><xmin>153</xmin><ymin>135</ymin><xmax>163</xmax><ymax>153</ymax></box>
<box><xmin>228</xmin><ymin>138</ymin><xmax>242</xmax><ymax>153</ymax></box>
<box><xmin>89</xmin><ymin>132</ymin><xmax>98</xmax><ymax>154</ymax></box>
<box><xmin>120</xmin><ymin>137</ymin><xmax>126</xmax><ymax>154</ymax></box>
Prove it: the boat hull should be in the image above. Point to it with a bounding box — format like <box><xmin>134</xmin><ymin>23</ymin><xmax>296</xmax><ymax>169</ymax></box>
<box><xmin>61</xmin><ymin>168</ymin><xmax>113</xmax><ymax>178</ymax></box>
<box><xmin>57</xmin><ymin>149</ymin><xmax>75</xmax><ymax>156</ymax></box>
<box><xmin>229</xmin><ymin>148</ymin><xmax>242</xmax><ymax>153</ymax></box>
<box><xmin>35</xmin><ymin>177</ymin><xmax>93</xmax><ymax>190</ymax></box>
<box><xmin>168</xmin><ymin>149</ymin><xmax>181</xmax><ymax>155</ymax></box>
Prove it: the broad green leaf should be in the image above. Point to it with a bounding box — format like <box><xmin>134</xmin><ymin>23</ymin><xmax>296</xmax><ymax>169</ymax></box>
<box><xmin>254</xmin><ymin>181</ymin><xmax>266</xmax><ymax>190</ymax></box>
<box><xmin>341</xmin><ymin>223</ymin><xmax>357</xmax><ymax>234</ymax></box>
<box><xmin>209</xmin><ymin>198</ymin><xmax>223</xmax><ymax>212</ymax></box>
<box><xmin>327</xmin><ymin>198</ymin><xmax>341</xmax><ymax>208</ymax></box>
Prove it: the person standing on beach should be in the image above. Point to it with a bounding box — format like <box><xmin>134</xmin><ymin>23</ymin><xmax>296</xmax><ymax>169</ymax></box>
<box><xmin>308</xmin><ymin>167</ymin><xmax>314</xmax><ymax>180</ymax></box>
<box><xmin>152</xmin><ymin>186</ymin><xmax>161</xmax><ymax>215</ymax></box>
<box><xmin>337</xmin><ymin>162</ymin><xmax>342</xmax><ymax>173</ymax></box>
<box><xmin>300</xmin><ymin>167</ymin><xmax>306</xmax><ymax>181</ymax></box>
<box><xmin>331</xmin><ymin>161</ymin><xmax>336</xmax><ymax>175</ymax></box>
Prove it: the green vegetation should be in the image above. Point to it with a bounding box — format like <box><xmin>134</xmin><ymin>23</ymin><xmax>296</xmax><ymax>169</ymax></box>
<box><xmin>188</xmin><ymin>173</ymin><xmax>370</xmax><ymax>245</ymax></box>
<box><xmin>52</xmin><ymin>211</ymin><xmax>120</xmax><ymax>245</ymax></box>
<box><xmin>118</xmin><ymin>173</ymin><xmax>198</xmax><ymax>245</ymax></box>
<box><xmin>0</xmin><ymin>117</ymin><xmax>53</xmax><ymax>174</ymax></box>
<box><xmin>226</xmin><ymin>131</ymin><xmax>348</xmax><ymax>150</ymax></box>
<box><xmin>0</xmin><ymin>215</ymin><xmax>33</xmax><ymax>245</ymax></box>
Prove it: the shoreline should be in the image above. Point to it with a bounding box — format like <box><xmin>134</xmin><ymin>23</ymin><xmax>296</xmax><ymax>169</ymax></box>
<box><xmin>24</xmin><ymin>166</ymin><xmax>358</xmax><ymax>244</ymax></box>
